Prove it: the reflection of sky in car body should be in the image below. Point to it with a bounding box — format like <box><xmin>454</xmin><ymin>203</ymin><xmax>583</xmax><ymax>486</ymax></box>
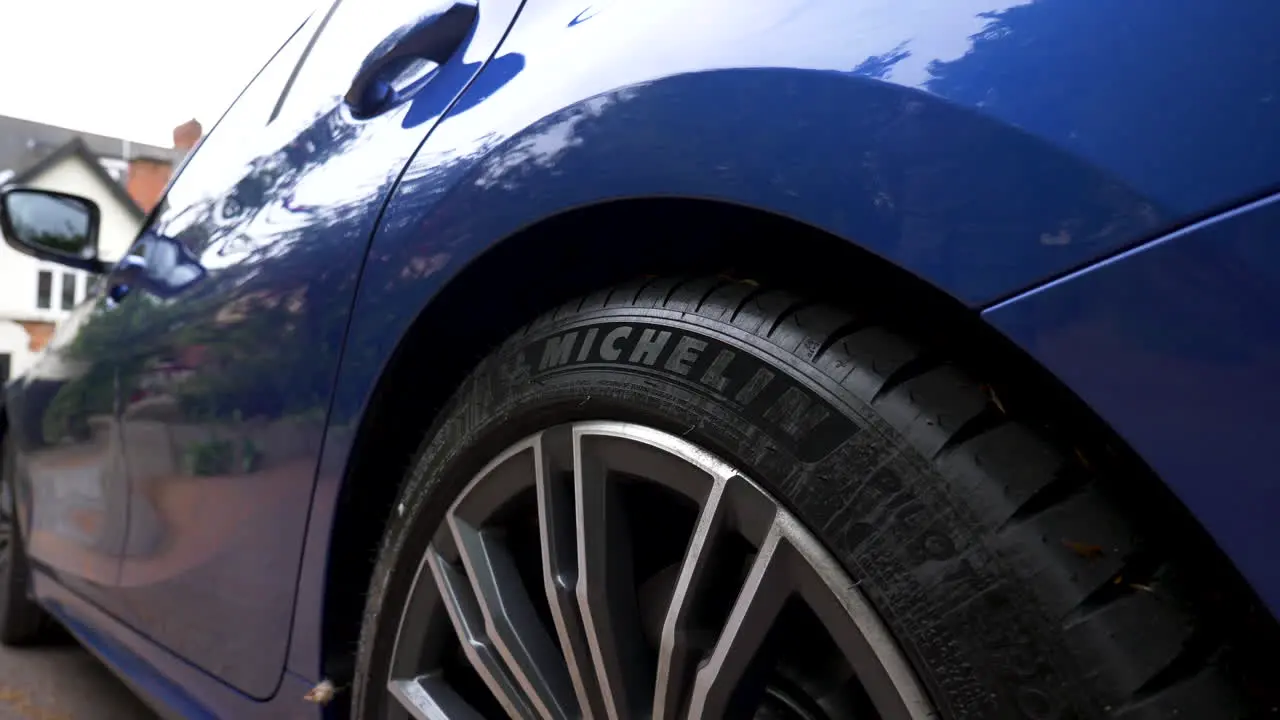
<box><xmin>568</xmin><ymin>5</ymin><xmax>600</xmax><ymax>26</ymax></box>
<box><xmin>414</xmin><ymin>0</ymin><xmax>1036</xmax><ymax>160</ymax></box>
<box><xmin>403</xmin><ymin>52</ymin><xmax>525</xmax><ymax>127</ymax></box>
<box><xmin>144</xmin><ymin>1</ymin><xmax>525</xmax><ymax>282</ymax></box>
<box><xmin>134</xmin><ymin>231</ymin><xmax>208</xmax><ymax>297</ymax></box>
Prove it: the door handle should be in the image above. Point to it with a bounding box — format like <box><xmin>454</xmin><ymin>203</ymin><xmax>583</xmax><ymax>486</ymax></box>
<box><xmin>344</xmin><ymin>1</ymin><xmax>478</xmax><ymax>118</ymax></box>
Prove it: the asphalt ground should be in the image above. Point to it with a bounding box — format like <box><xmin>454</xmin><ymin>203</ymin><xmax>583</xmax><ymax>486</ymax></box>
<box><xmin>0</xmin><ymin>633</ymin><xmax>157</xmax><ymax>720</ymax></box>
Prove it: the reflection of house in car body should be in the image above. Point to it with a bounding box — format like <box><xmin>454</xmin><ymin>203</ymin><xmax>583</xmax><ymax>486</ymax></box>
<box><xmin>0</xmin><ymin>116</ymin><xmax>202</xmax><ymax>379</ymax></box>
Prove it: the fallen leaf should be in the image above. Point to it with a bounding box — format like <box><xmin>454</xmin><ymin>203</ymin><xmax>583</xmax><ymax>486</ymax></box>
<box><xmin>1063</xmin><ymin>540</ymin><xmax>1105</xmax><ymax>559</ymax></box>
<box><xmin>304</xmin><ymin>679</ymin><xmax>337</xmax><ymax>706</ymax></box>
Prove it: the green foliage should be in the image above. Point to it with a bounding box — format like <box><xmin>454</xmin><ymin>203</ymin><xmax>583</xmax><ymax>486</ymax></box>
<box><xmin>34</xmin><ymin>104</ymin><xmax>395</xmax><ymax>446</ymax></box>
<box><xmin>184</xmin><ymin>437</ymin><xmax>235</xmax><ymax>477</ymax></box>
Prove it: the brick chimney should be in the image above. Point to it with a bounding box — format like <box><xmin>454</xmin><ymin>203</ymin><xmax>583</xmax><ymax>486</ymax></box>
<box><xmin>123</xmin><ymin>120</ymin><xmax>204</xmax><ymax>214</ymax></box>
<box><xmin>173</xmin><ymin>119</ymin><xmax>202</xmax><ymax>153</ymax></box>
<box><xmin>125</xmin><ymin>157</ymin><xmax>171</xmax><ymax>214</ymax></box>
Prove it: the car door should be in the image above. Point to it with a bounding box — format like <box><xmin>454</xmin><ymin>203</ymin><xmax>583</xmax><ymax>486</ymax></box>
<box><xmin>108</xmin><ymin>0</ymin><xmax>525</xmax><ymax>699</ymax></box>
<box><xmin>4</xmin><ymin>284</ymin><xmax>136</xmax><ymax>625</ymax></box>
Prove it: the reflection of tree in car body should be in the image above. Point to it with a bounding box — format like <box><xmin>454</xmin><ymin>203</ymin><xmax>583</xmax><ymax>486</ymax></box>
<box><xmin>38</xmin><ymin>105</ymin><xmax>362</xmax><ymax>443</ymax></box>
<box><xmin>217</xmin><ymin>110</ymin><xmax>359</xmax><ymax>227</ymax></box>
<box><xmin>35</xmin><ymin>48</ymin><xmax>528</xmax><ymax>447</ymax></box>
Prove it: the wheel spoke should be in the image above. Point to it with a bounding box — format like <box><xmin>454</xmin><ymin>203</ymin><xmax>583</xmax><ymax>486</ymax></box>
<box><xmin>786</xmin><ymin>518</ymin><xmax>936</xmax><ymax>720</ymax></box>
<box><xmin>387</xmin><ymin>538</ymin><xmax>457</xmax><ymax>692</ymax></box>
<box><xmin>388</xmin><ymin>674</ymin><xmax>486</xmax><ymax>720</ymax></box>
<box><xmin>449</xmin><ymin>518</ymin><xmax>578</xmax><ymax>719</ymax></box>
<box><xmin>535</xmin><ymin>430</ymin><xmax>608</xmax><ymax>718</ymax></box>
<box><xmin>389</xmin><ymin>422</ymin><xmax>934</xmax><ymax>720</ymax></box>
<box><xmin>685</xmin><ymin>523</ymin><xmax>792</xmax><ymax>719</ymax></box>
<box><xmin>427</xmin><ymin>547</ymin><xmax>539</xmax><ymax>719</ymax></box>
<box><xmin>652</xmin><ymin>478</ymin><xmax>730</xmax><ymax>720</ymax></box>
<box><xmin>574</xmin><ymin>431</ymin><xmax>654</xmax><ymax>719</ymax></box>
<box><xmin>444</xmin><ymin>441</ymin><xmax>580</xmax><ymax>719</ymax></box>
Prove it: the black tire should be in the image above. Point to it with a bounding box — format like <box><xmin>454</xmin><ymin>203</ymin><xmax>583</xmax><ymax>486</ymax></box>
<box><xmin>354</xmin><ymin>276</ymin><xmax>1253</xmax><ymax>718</ymax></box>
<box><xmin>0</xmin><ymin>435</ymin><xmax>47</xmax><ymax>646</ymax></box>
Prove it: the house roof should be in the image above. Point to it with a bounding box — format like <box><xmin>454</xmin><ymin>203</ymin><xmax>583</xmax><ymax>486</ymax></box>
<box><xmin>0</xmin><ymin>114</ymin><xmax>180</xmax><ymax>174</ymax></box>
<box><xmin>8</xmin><ymin>138</ymin><xmax>146</xmax><ymax>220</ymax></box>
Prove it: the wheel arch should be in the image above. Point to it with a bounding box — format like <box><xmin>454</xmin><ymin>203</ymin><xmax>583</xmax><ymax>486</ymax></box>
<box><xmin>302</xmin><ymin>53</ymin><xmax>1263</xmax><ymax>695</ymax></box>
<box><xmin>307</xmin><ymin>197</ymin><xmax>1258</xmax><ymax>699</ymax></box>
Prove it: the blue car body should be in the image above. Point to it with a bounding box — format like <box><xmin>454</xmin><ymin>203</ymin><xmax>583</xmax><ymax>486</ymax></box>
<box><xmin>5</xmin><ymin>0</ymin><xmax>1280</xmax><ymax>716</ymax></box>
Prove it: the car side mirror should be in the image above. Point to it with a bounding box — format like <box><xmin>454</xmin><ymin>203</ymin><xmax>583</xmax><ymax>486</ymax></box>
<box><xmin>0</xmin><ymin>187</ymin><xmax>107</xmax><ymax>273</ymax></box>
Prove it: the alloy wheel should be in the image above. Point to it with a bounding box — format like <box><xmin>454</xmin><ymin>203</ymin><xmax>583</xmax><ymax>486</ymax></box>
<box><xmin>383</xmin><ymin>422</ymin><xmax>933</xmax><ymax>719</ymax></box>
<box><xmin>0</xmin><ymin>474</ymin><xmax>12</xmax><ymax>579</ymax></box>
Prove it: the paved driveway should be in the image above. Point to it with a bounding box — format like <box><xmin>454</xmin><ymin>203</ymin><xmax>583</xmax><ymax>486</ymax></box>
<box><xmin>0</xmin><ymin>637</ymin><xmax>156</xmax><ymax>720</ymax></box>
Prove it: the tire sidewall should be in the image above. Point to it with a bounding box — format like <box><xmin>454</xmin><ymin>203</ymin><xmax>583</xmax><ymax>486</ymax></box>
<box><xmin>355</xmin><ymin>306</ymin><xmax>1077</xmax><ymax>719</ymax></box>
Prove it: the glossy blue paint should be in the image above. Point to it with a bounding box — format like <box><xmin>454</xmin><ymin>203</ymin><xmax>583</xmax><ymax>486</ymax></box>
<box><xmin>2</xmin><ymin>0</ymin><xmax>1279</xmax><ymax>716</ymax></box>
<box><xmin>985</xmin><ymin>190</ymin><xmax>1280</xmax><ymax>616</ymax></box>
<box><xmin>95</xmin><ymin>0</ymin><xmax>523</xmax><ymax>701</ymax></box>
<box><xmin>33</xmin><ymin>573</ymin><xmax>321</xmax><ymax>719</ymax></box>
<box><xmin>346</xmin><ymin>0</ymin><xmax>1280</xmax><ymax>310</ymax></box>
<box><xmin>8</xmin><ymin>0</ymin><xmax>524</xmax><ymax>710</ymax></box>
<box><xmin>299</xmin><ymin>1</ymin><xmax>1280</xmax><ymax>684</ymax></box>
<box><xmin>4</xmin><ymin>298</ymin><xmax>138</xmax><ymax>626</ymax></box>
<box><xmin>42</xmin><ymin>598</ymin><xmax>218</xmax><ymax>720</ymax></box>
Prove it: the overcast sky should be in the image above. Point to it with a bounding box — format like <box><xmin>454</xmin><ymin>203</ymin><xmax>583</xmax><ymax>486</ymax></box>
<box><xmin>0</xmin><ymin>0</ymin><xmax>315</xmax><ymax>147</ymax></box>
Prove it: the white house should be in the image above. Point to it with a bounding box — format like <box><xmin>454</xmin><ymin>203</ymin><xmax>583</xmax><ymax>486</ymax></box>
<box><xmin>0</xmin><ymin>117</ymin><xmax>198</xmax><ymax>381</ymax></box>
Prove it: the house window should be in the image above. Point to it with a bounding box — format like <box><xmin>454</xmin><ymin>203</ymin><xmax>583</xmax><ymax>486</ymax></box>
<box><xmin>61</xmin><ymin>272</ymin><xmax>77</xmax><ymax>310</ymax></box>
<box><xmin>36</xmin><ymin>270</ymin><xmax>52</xmax><ymax>309</ymax></box>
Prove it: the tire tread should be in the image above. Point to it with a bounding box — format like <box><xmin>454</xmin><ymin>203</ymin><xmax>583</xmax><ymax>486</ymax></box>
<box><xmin>607</xmin><ymin>276</ymin><xmax>1240</xmax><ymax>717</ymax></box>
